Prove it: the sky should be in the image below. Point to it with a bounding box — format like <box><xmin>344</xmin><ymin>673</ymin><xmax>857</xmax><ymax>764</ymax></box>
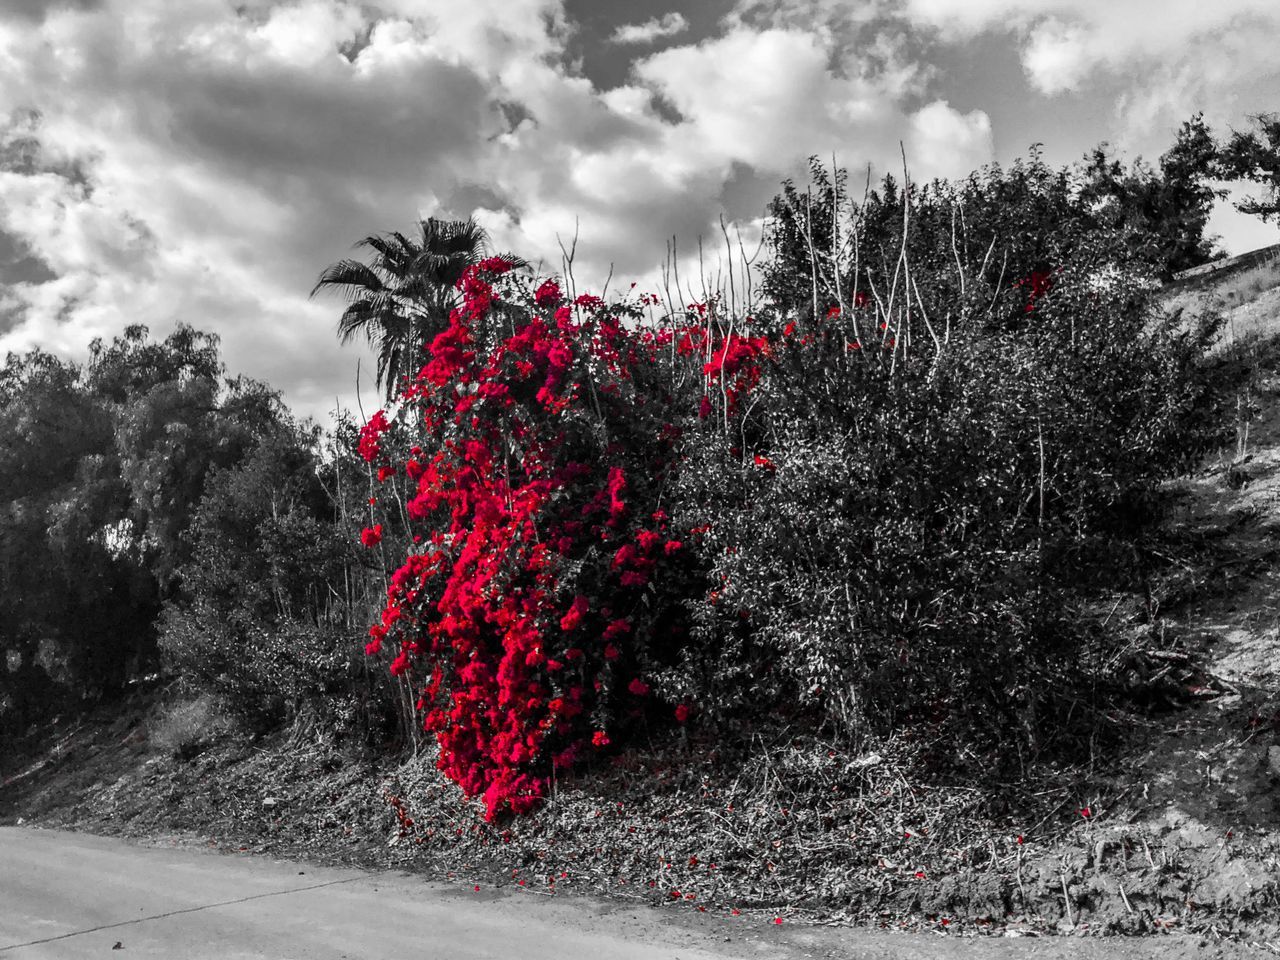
<box><xmin>1</xmin><ymin>0</ymin><xmax>1278</xmax><ymax>423</ymax></box>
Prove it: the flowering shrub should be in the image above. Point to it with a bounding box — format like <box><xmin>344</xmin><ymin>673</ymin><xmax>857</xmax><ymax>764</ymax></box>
<box><xmin>358</xmin><ymin>261</ymin><xmax>706</xmax><ymax>818</ymax></box>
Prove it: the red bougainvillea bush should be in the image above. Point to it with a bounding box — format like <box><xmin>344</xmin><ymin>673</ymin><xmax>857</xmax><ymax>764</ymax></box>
<box><xmin>356</xmin><ymin>260</ymin><xmax>733</xmax><ymax>819</ymax></box>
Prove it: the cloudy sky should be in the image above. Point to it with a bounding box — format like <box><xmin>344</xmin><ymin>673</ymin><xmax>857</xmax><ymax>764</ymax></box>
<box><xmin>2</xmin><ymin>0</ymin><xmax>1278</xmax><ymax>422</ymax></box>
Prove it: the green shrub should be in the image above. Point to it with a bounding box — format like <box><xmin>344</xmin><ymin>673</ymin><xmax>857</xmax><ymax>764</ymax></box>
<box><xmin>663</xmin><ymin>179</ymin><xmax>1230</xmax><ymax>762</ymax></box>
<box><xmin>159</xmin><ymin>425</ymin><xmax>401</xmax><ymax>740</ymax></box>
<box><xmin>151</xmin><ymin>693</ymin><xmax>234</xmax><ymax>760</ymax></box>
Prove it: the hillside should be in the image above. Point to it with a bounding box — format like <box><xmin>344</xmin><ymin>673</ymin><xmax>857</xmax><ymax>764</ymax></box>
<box><xmin>5</xmin><ymin>256</ymin><xmax>1280</xmax><ymax>954</ymax></box>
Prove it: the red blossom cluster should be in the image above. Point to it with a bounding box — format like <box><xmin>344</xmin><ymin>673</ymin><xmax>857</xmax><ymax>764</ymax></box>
<box><xmin>358</xmin><ymin>410</ymin><xmax>390</xmax><ymax>462</ymax></box>
<box><xmin>703</xmin><ymin>333</ymin><xmax>769</xmax><ymax>411</ymax></box>
<box><xmin>1013</xmin><ymin>268</ymin><xmax>1055</xmax><ymax>313</ymax></box>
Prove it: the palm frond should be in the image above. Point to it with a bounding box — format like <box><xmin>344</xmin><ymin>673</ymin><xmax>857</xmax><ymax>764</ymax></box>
<box><xmin>336</xmin><ymin>295</ymin><xmax>400</xmax><ymax>345</ymax></box>
<box><xmin>311</xmin><ymin>259</ymin><xmax>385</xmax><ymax>299</ymax></box>
<box><xmin>357</xmin><ymin>234</ymin><xmax>413</xmax><ymax>272</ymax></box>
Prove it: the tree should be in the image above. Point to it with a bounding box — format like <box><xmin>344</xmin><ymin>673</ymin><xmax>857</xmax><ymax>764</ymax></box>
<box><xmin>0</xmin><ymin>349</ymin><xmax>153</xmax><ymax>716</ymax></box>
<box><xmin>1219</xmin><ymin>112</ymin><xmax>1280</xmax><ymax>223</ymax></box>
<box><xmin>89</xmin><ymin>325</ymin><xmax>285</xmax><ymax>589</ymax></box>
<box><xmin>0</xmin><ymin>325</ymin><xmax>312</xmax><ymax>734</ymax></box>
<box><xmin>1152</xmin><ymin>114</ymin><xmax>1225</xmax><ymax>276</ymax></box>
<box><xmin>313</xmin><ymin>217</ymin><xmax>518</xmax><ymax>399</ymax></box>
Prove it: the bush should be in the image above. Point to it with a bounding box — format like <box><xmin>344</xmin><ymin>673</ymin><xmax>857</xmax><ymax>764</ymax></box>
<box><xmin>159</xmin><ymin>423</ymin><xmax>400</xmax><ymax>740</ymax></box>
<box><xmin>357</xmin><ymin>263</ymin><xmax>701</xmax><ymax>818</ymax></box>
<box><xmin>151</xmin><ymin>693</ymin><xmax>233</xmax><ymax>760</ymax></box>
<box><xmin>159</xmin><ymin>601</ymin><xmax>383</xmax><ymax>735</ymax></box>
<box><xmin>667</xmin><ymin>174</ymin><xmax>1230</xmax><ymax>756</ymax></box>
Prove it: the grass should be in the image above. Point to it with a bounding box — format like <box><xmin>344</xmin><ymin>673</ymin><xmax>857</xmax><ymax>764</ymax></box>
<box><xmin>1212</xmin><ymin>254</ymin><xmax>1280</xmax><ymax>307</ymax></box>
<box><xmin>150</xmin><ymin>693</ymin><xmax>234</xmax><ymax>760</ymax></box>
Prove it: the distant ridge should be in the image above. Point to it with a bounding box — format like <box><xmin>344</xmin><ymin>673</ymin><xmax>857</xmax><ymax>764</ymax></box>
<box><xmin>1170</xmin><ymin>241</ymin><xmax>1280</xmax><ymax>286</ymax></box>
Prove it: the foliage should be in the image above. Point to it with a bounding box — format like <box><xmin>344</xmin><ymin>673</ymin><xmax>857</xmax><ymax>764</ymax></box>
<box><xmin>346</xmin><ymin>135</ymin><xmax>1240</xmax><ymax>817</ymax></box>
<box><xmin>156</xmin><ymin>404</ymin><xmax>401</xmax><ymax>737</ymax></box>
<box><xmin>151</xmin><ymin>693</ymin><xmax>234</xmax><ymax>760</ymax></box>
<box><xmin>1218</xmin><ymin>112</ymin><xmax>1280</xmax><ymax>223</ymax></box>
<box><xmin>0</xmin><ymin>348</ymin><xmax>154</xmax><ymax>720</ymax></box>
<box><xmin>1080</xmin><ymin>114</ymin><xmax>1225</xmax><ymax>278</ymax></box>
<box><xmin>0</xmin><ymin>325</ymin><xmax>346</xmax><ymax>733</ymax></box>
<box><xmin>677</xmin><ymin>252</ymin><xmax>1227</xmax><ymax>753</ymax></box>
<box><xmin>761</xmin><ymin>119</ymin><xmax>1223</xmax><ymax>328</ymax></box>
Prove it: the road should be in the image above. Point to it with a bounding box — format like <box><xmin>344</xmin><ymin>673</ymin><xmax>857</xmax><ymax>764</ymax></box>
<box><xmin>0</xmin><ymin>827</ymin><xmax>1265</xmax><ymax>959</ymax></box>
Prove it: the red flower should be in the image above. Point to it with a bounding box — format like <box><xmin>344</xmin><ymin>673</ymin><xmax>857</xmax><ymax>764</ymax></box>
<box><xmin>753</xmin><ymin>454</ymin><xmax>776</xmax><ymax>471</ymax></box>
<box><xmin>674</xmin><ymin>703</ymin><xmax>691</xmax><ymax>724</ymax></box>
<box><xmin>783</xmin><ymin>321</ymin><xmax>796</xmax><ymax>337</ymax></box>
<box><xmin>592</xmin><ymin>730</ymin><xmax>610</xmax><ymax>748</ymax></box>
<box><xmin>559</xmin><ymin>595</ymin><xmax>589</xmax><ymax>632</ymax></box>
<box><xmin>357</xmin><ymin>410</ymin><xmax>390</xmax><ymax>462</ymax></box>
<box><xmin>604</xmin><ymin>619</ymin><xmax>631</xmax><ymax>639</ymax></box>
<box><xmin>476</xmin><ymin>256</ymin><xmax>515</xmax><ymax>275</ymax></box>
<box><xmin>377</xmin><ymin>465</ymin><xmax>395</xmax><ymax>482</ymax></box>
<box><xmin>534</xmin><ymin>279</ymin><xmax>562</xmax><ymax>307</ymax></box>
<box><xmin>361</xmin><ymin>525</ymin><xmax>383</xmax><ymax>548</ymax></box>
<box><xmin>627</xmin><ymin>678</ymin><xmax>650</xmax><ymax>696</ymax></box>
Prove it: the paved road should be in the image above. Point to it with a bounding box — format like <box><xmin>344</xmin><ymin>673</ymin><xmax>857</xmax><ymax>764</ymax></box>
<box><xmin>0</xmin><ymin>827</ymin><xmax>1264</xmax><ymax>959</ymax></box>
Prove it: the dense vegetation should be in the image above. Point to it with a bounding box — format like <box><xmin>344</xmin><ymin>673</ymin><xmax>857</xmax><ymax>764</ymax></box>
<box><xmin>3</xmin><ymin>114</ymin><xmax>1276</xmax><ymax>823</ymax></box>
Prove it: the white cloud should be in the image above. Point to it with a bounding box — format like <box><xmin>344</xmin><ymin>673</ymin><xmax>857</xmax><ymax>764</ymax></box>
<box><xmin>901</xmin><ymin>0</ymin><xmax>1280</xmax><ymax>110</ymax></box>
<box><xmin>1019</xmin><ymin>18</ymin><xmax>1088</xmax><ymax>95</ymax></box>
<box><xmin>906</xmin><ymin>100</ymin><xmax>994</xmax><ymax>179</ymax></box>
<box><xmin>609</xmin><ymin>12</ymin><xmax>688</xmax><ymax>46</ymax></box>
<box><xmin>630</xmin><ymin>27</ymin><xmax>988</xmax><ymax>181</ymax></box>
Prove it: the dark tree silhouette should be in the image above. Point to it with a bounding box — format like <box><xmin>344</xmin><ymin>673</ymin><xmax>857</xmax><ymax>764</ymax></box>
<box><xmin>1219</xmin><ymin>112</ymin><xmax>1280</xmax><ymax>223</ymax></box>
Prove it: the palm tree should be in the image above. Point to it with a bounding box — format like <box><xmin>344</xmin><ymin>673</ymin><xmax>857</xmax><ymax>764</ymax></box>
<box><xmin>313</xmin><ymin>217</ymin><xmax>506</xmax><ymax>399</ymax></box>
